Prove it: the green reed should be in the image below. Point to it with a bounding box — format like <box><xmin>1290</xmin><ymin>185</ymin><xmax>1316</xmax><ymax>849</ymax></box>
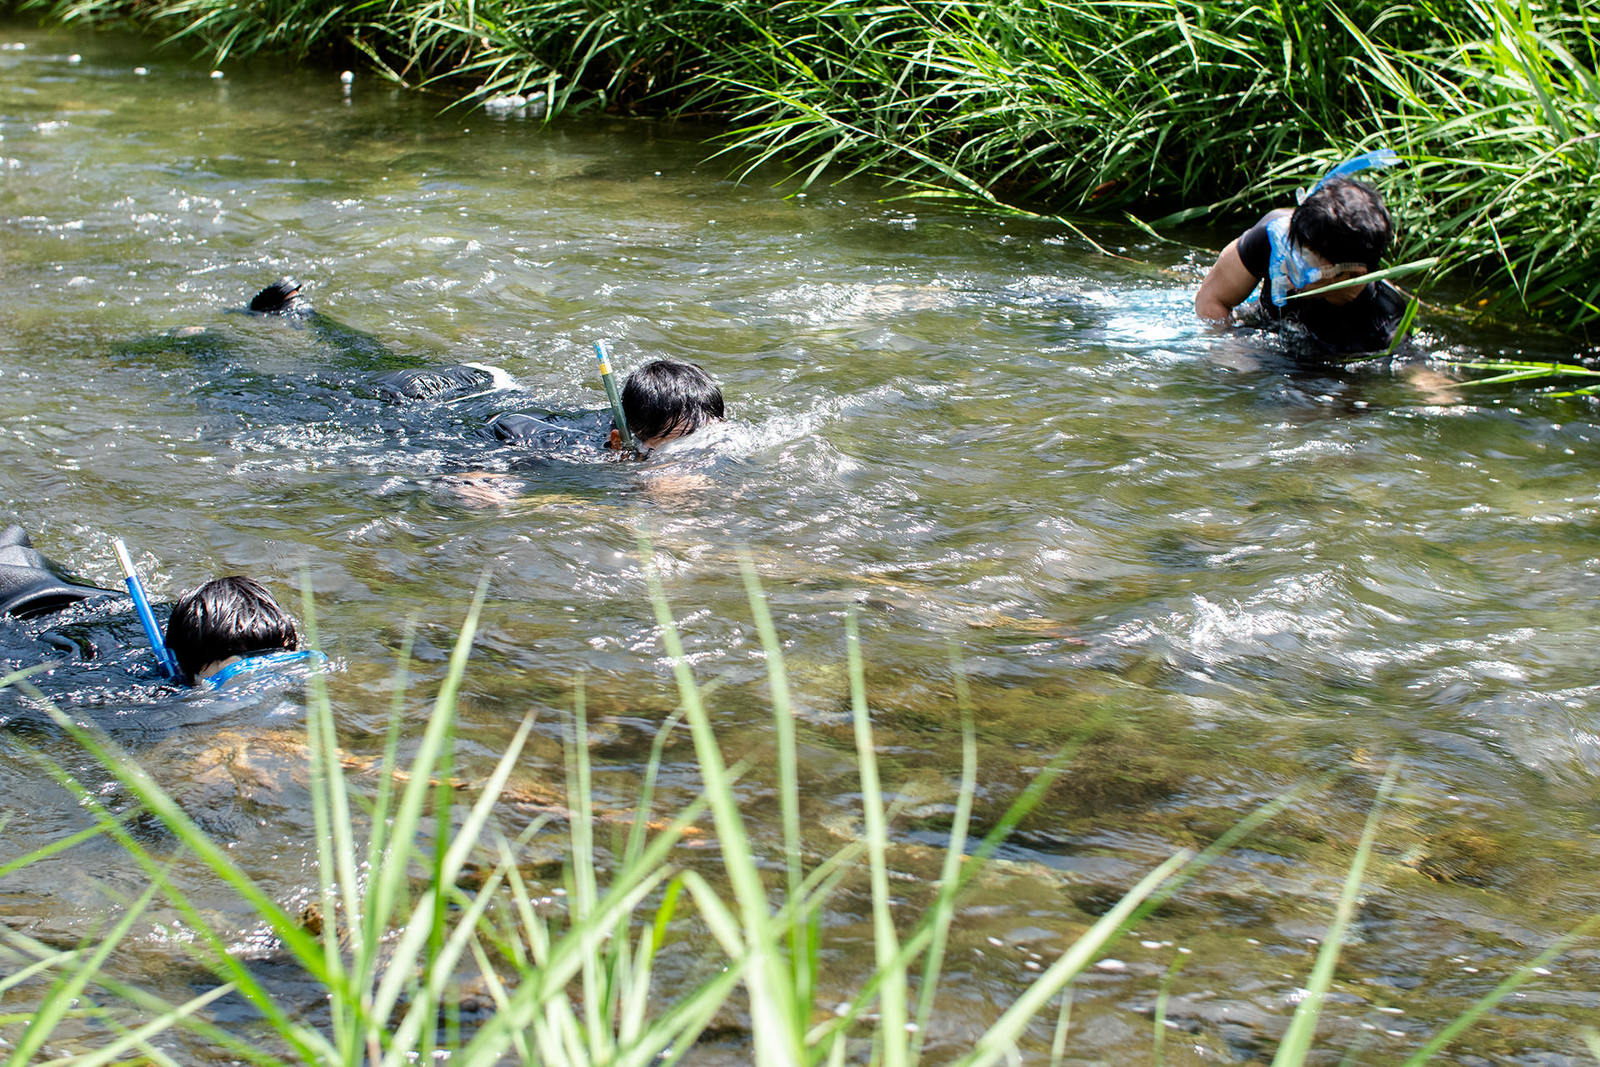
<box><xmin>1</xmin><ymin>572</ymin><xmax>1595</xmax><ymax>1061</ymax></box>
<box><xmin>10</xmin><ymin>0</ymin><xmax>1598</xmax><ymax>333</ymax></box>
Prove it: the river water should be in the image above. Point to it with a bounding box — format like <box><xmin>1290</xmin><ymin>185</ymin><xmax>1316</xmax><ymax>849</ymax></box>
<box><xmin>2</xmin><ymin>20</ymin><xmax>1597</xmax><ymax>1065</ymax></box>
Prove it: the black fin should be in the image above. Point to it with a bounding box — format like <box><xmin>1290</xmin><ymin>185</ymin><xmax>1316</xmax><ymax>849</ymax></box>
<box><xmin>249</xmin><ymin>278</ymin><xmax>305</xmax><ymax>314</ymax></box>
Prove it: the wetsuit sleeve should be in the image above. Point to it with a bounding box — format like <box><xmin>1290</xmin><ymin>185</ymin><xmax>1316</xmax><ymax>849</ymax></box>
<box><xmin>1236</xmin><ymin>218</ymin><xmax>1271</xmax><ymax>279</ymax></box>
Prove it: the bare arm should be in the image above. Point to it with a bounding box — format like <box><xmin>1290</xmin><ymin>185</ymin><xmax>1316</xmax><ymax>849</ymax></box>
<box><xmin>1194</xmin><ymin>239</ymin><xmax>1260</xmax><ymax>323</ymax></box>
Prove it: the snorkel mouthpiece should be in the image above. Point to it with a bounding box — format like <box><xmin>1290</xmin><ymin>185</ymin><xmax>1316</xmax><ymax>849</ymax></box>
<box><xmin>594</xmin><ymin>341</ymin><xmax>639</xmax><ymax>455</ymax></box>
<box><xmin>112</xmin><ymin>538</ymin><xmax>182</xmax><ymax>681</ymax></box>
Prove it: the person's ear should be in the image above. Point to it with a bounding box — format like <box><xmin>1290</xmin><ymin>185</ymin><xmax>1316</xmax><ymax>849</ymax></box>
<box><xmin>607</xmin><ymin>428</ymin><xmax>622</xmax><ymax>450</ymax></box>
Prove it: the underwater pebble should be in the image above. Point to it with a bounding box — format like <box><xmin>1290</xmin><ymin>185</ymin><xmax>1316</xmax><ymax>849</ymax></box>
<box><xmin>1094</xmin><ymin>959</ymin><xmax>1127</xmax><ymax>972</ymax></box>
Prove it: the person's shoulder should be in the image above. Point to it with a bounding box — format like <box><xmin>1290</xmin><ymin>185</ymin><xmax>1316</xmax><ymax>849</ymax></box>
<box><xmin>1236</xmin><ymin>209</ymin><xmax>1292</xmax><ymax>278</ymax></box>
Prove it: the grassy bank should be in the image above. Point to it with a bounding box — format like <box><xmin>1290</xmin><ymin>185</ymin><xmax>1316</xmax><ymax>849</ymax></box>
<box><xmin>8</xmin><ymin>0</ymin><xmax>1599</xmax><ymax>333</ymax></box>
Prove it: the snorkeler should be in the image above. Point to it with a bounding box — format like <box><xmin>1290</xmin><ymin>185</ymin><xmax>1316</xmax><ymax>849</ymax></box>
<box><xmin>1195</xmin><ymin>151</ymin><xmax>1410</xmax><ymax>355</ymax></box>
<box><xmin>491</xmin><ymin>358</ymin><xmax>725</xmax><ymax>455</ymax></box>
<box><xmin>377</xmin><ymin>356</ymin><xmax>726</xmax><ymax>457</ymax></box>
<box><xmin>0</xmin><ymin>524</ymin><xmax>310</xmax><ymax>690</ymax></box>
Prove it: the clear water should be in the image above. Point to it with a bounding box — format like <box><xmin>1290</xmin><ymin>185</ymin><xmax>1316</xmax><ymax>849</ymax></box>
<box><xmin>3</xmin><ymin>21</ymin><xmax>1599</xmax><ymax>1063</ymax></box>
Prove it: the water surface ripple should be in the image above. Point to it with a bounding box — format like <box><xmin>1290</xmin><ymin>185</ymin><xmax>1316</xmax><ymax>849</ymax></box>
<box><xmin>2</xmin><ymin>23</ymin><xmax>1598</xmax><ymax>1063</ymax></box>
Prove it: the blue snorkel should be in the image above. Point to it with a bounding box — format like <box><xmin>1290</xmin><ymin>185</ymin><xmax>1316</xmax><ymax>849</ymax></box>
<box><xmin>1264</xmin><ymin>148</ymin><xmax>1401</xmax><ymax>307</ymax></box>
<box><xmin>1296</xmin><ymin>147</ymin><xmax>1398</xmax><ymax>204</ymax></box>
<box><xmin>112</xmin><ymin>538</ymin><xmax>182</xmax><ymax>681</ymax></box>
<box><xmin>594</xmin><ymin>341</ymin><xmax>640</xmax><ymax>455</ymax></box>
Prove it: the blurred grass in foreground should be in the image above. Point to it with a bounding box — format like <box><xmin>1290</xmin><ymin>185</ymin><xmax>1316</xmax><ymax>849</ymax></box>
<box><xmin>0</xmin><ymin>565</ymin><xmax>1595</xmax><ymax>1062</ymax></box>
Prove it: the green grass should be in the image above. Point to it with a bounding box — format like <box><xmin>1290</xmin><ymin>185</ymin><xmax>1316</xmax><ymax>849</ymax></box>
<box><xmin>9</xmin><ymin>0</ymin><xmax>1599</xmax><ymax>335</ymax></box>
<box><xmin>1</xmin><ymin>570</ymin><xmax>1596</xmax><ymax>1062</ymax></box>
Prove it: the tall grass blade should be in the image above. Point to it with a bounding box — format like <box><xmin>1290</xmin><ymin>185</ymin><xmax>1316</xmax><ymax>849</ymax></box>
<box><xmin>1398</xmin><ymin>911</ymin><xmax>1600</xmax><ymax>1065</ymax></box>
<box><xmin>642</xmin><ymin>538</ymin><xmax>801</xmax><ymax>1065</ymax></box>
<box><xmin>845</xmin><ymin>611</ymin><xmax>908</xmax><ymax>1067</ymax></box>
<box><xmin>951</xmin><ymin>849</ymin><xmax>1194</xmax><ymax>1067</ymax></box>
<box><xmin>1273</xmin><ymin>763</ymin><xmax>1400</xmax><ymax>1065</ymax></box>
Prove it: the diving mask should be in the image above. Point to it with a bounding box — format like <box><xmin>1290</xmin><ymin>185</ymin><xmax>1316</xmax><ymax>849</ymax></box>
<box><xmin>1264</xmin><ymin>215</ymin><xmax>1370</xmax><ymax>307</ymax></box>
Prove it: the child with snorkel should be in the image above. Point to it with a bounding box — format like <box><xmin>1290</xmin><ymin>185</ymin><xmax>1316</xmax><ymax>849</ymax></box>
<box><xmin>0</xmin><ymin>525</ymin><xmax>311</xmax><ymax>690</ymax></box>
<box><xmin>1195</xmin><ymin>150</ymin><xmax>1411</xmax><ymax>355</ymax></box>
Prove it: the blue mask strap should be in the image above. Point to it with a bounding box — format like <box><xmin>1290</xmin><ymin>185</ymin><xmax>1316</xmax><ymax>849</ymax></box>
<box><xmin>1265</xmin><ymin>215</ymin><xmax>1295</xmax><ymax>307</ymax></box>
<box><xmin>1298</xmin><ymin>147</ymin><xmax>1399</xmax><ymax>203</ymax></box>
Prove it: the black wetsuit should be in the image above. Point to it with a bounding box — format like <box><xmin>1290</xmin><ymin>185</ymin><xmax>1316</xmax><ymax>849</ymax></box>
<box><xmin>1236</xmin><ymin>215</ymin><xmax>1409</xmax><ymax>356</ymax></box>
<box><xmin>0</xmin><ymin>527</ymin><xmax>159</xmax><ymax>715</ymax></box>
<box><xmin>372</xmin><ymin>365</ymin><xmax>612</xmax><ymax>458</ymax></box>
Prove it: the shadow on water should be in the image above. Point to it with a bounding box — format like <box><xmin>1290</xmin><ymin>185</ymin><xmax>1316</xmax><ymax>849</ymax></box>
<box><xmin>3</xmin><ymin>17</ymin><xmax>1600</xmax><ymax>1063</ymax></box>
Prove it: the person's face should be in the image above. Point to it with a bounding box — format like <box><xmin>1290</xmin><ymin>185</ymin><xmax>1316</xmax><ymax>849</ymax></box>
<box><xmin>606</xmin><ymin>427</ymin><xmax>674</xmax><ymax>454</ymax></box>
<box><xmin>1294</xmin><ymin>247</ymin><xmax>1370</xmax><ymax>305</ymax></box>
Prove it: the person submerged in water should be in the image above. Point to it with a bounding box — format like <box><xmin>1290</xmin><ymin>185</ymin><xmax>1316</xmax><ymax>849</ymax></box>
<box><xmin>248</xmin><ymin>277</ymin><xmax>728</xmax><ymax>453</ymax></box>
<box><xmin>375</xmin><ymin>356</ymin><xmax>727</xmax><ymax>457</ymax></box>
<box><xmin>1195</xmin><ymin>168</ymin><xmax>1409</xmax><ymax>356</ymax></box>
<box><xmin>0</xmin><ymin>525</ymin><xmax>310</xmax><ymax>690</ymax></box>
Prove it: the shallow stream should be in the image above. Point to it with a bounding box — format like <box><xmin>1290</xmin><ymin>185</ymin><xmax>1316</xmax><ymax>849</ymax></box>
<box><xmin>2</xmin><ymin>21</ymin><xmax>1598</xmax><ymax>1064</ymax></box>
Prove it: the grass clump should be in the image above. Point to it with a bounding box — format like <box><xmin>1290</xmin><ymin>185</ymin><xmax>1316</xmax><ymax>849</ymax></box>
<box><xmin>0</xmin><ymin>568</ymin><xmax>1594</xmax><ymax>1062</ymax></box>
<box><xmin>9</xmin><ymin>0</ymin><xmax>1599</xmax><ymax>333</ymax></box>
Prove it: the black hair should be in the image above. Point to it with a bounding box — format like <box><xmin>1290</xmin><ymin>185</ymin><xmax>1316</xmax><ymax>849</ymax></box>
<box><xmin>1289</xmin><ymin>178</ymin><xmax>1393</xmax><ymax>269</ymax></box>
<box><xmin>164</xmin><ymin>576</ymin><xmax>299</xmax><ymax>682</ymax></box>
<box><xmin>619</xmin><ymin>360</ymin><xmax>724</xmax><ymax>444</ymax></box>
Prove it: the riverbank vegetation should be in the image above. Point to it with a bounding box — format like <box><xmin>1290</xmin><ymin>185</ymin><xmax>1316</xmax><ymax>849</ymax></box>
<box><xmin>3</xmin><ymin>577</ymin><xmax>1592</xmax><ymax>1062</ymax></box>
<box><xmin>7</xmin><ymin>0</ymin><xmax>1599</xmax><ymax>337</ymax></box>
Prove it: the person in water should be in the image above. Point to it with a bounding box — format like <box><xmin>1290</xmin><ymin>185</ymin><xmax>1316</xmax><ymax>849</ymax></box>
<box><xmin>1194</xmin><ymin>173</ymin><xmax>1409</xmax><ymax>355</ymax></box>
<box><xmin>375</xmin><ymin>357</ymin><xmax>726</xmax><ymax>455</ymax></box>
<box><xmin>493</xmin><ymin>358</ymin><xmax>725</xmax><ymax>455</ymax></box>
<box><xmin>249</xmin><ymin>277</ymin><xmax>727</xmax><ymax>453</ymax></box>
<box><xmin>0</xmin><ymin>525</ymin><xmax>306</xmax><ymax>689</ymax></box>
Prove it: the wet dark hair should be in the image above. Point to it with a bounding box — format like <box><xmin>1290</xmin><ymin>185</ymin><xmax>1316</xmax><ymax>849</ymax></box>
<box><xmin>1290</xmin><ymin>178</ymin><xmax>1393</xmax><ymax>269</ymax></box>
<box><xmin>164</xmin><ymin>576</ymin><xmax>299</xmax><ymax>682</ymax></box>
<box><xmin>619</xmin><ymin>359</ymin><xmax>724</xmax><ymax>444</ymax></box>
